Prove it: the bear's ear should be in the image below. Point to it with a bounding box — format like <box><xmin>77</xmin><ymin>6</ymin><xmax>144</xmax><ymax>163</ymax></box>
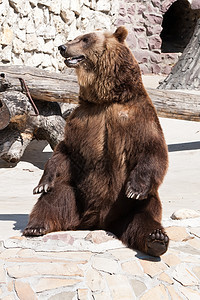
<box><xmin>113</xmin><ymin>26</ymin><xmax>128</xmax><ymax>43</ymax></box>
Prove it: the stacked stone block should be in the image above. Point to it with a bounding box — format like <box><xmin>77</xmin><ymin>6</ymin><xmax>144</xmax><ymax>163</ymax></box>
<box><xmin>0</xmin><ymin>0</ymin><xmax>199</xmax><ymax>74</ymax></box>
<box><xmin>0</xmin><ymin>0</ymin><xmax>119</xmax><ymax>72</ymax></box>
<box><xmin>116</xmin><ymin>0</ymin><xmax>182</xmax><ymax>74</ymax></box>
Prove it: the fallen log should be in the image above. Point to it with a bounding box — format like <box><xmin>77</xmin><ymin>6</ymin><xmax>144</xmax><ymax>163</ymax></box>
<box><xmin>147</xmin><ymin>88</ymin><xmax>200</xmax><ymax>122</ymax></box>
<box><xmin>0</xmin><ymin>89</ymin><xmax>66</xmax><ymax>163</ymax></box>
<box><xmin>0</xmin><ymin>65</ymin><xmax>78</xmax><ymax>103</ymax></box>
<box><xmin>1</xmin><ymin>65</ymin><xmax>199</xmax><ymax>122</ymax></box>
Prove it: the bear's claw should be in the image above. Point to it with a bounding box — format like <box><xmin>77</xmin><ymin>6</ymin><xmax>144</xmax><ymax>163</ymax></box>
<box><xmin>33</xmin><ymin>183</ymin><xmax>50</xmax><ymax>194</ymax></box>
<box><xmin>23</xmin><ymin>227</ymin><xmax>47</xmax><ymax>237</ymax></box>
<box><xmin>126</xmin><ymin>184</ymin><xmax>147</xmax><ymax>200</ymax></box>
<box><xmin>147</xmin><ymin>229</ymin><xmax>169</xmax><ymax>257</ymax></box>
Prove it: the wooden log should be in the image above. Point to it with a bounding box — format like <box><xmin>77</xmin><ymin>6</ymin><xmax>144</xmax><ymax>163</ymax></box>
<box><xmin>147</xmin><ymin>88</ymin><xmax>200</xmax><ymax>122</ymax></box>
<box><xmin>0</xmin><ymin>65</ymin><xmax>79</xmax><ymax>103</ymax></box>
<box><xmin>0</xmin><ymin>65</ymin><xmax>199</xmax><ymax>121</ymax></box>
<box><xmin>0</xmin><ymin>126</ymin><xmax>33</xmax><ymax>163</ymax></box>
<box><xmin>0</xmin><ymin>90</ymin><xmax>65</xmax><ymax>163</ymax></box>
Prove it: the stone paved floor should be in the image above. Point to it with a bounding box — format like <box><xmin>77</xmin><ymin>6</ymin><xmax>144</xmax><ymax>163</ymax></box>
<box><xmin>0</xmin><ymin>220</ymin><xmax>200</xmax><ymax>300</ymax></box>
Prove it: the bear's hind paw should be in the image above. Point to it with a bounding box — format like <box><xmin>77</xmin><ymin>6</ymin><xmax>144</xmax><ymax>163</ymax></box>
<box><xmin>146</xmin><ymin>229</ymin><xmax>169</xmax><ymax>257</ymax></box>
<box><xmin>23</xmin><ymin>226</ymin><xmax>47</xmax><ymax>237</ymax></box>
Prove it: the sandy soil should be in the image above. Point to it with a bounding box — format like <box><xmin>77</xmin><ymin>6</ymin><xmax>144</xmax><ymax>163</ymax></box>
<box><xmin>0</xmin><ymin>75</ymin><xmax>199</xmax><ymax>240</ymax></box>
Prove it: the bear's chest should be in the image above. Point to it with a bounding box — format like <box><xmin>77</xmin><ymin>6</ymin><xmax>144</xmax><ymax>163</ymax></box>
<box><xmin>65</xmin><ymin>106</ymin><xmax>130</xmax><ymax>161</ymax></box>
<box><xmin>65</xmin><ymin>112</ymin><xmax>106</xmax><ymax>161</ymax></box>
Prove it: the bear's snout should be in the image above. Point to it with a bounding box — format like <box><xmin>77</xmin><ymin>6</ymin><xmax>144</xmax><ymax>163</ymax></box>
<box><xmin>58</xmin><ymin>45</ymin><xmax>67</xmax><ymax>56</ymax></box>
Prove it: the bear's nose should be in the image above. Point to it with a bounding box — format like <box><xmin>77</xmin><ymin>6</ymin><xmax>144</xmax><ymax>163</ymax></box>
<box><xmin>58</xmin><ymin>45</ymin><xmax>66</xmax><ymax>54</ymax></box>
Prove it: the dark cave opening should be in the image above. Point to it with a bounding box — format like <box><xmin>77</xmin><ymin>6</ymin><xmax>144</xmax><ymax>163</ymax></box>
<box><xmin>160</xmin><ymin>0</ymin><xmax>200</xmax><ymax>53</ymax></box>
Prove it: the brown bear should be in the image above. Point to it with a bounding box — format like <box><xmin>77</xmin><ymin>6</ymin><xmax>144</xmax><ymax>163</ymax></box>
<box><xmin>23</xmin><ymin>26</ymin><xmax>169</xmax><ymax>257</ymax></box>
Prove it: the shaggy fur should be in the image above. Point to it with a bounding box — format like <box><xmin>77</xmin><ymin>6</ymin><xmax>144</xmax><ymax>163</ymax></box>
<box><xmin>23</xmin><ymin>27</ymin><xmax>169</xmax><ymax>257</ymax></box>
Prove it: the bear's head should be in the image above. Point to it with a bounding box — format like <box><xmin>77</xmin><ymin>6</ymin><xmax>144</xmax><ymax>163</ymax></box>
<box><xmin>59</xmin><ymin>27</ymin><xmax>143</xmax><ymax>103</ymax></box>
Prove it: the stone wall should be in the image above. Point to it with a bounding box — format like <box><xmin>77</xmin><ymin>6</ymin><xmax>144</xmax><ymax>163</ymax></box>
<box><xmin>117</xmin><ymin>0</ymin><xmax>200</xmax><ymax>74</ymax></box>
<box><xmin>0</xmin><ymin>0</ymin><xmax>119</xmax><ymax>72</ymax></box>
<box><xmin>0</xmin><ymin>0</ymin><xmax>199</xmax><ymax>74</ymax></box>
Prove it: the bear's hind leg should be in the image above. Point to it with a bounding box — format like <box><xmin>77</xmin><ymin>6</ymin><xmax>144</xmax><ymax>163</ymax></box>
<box><xmin>117</xmin><ymin>195</ymin><xmax>169</xmax><ymax>257</ymax></box>
<box><xmin>23</xmin><ymin>183</ymin><xmax>80</xmax><ymax>237</ymax></box>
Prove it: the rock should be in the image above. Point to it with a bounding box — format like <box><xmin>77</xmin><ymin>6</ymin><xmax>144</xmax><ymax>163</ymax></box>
<box><xmin>85</xmin><ymin>267</ymin><xmax>105</xmax><ymax>292</ymax></box>
<box><xmin>25</xmin><ymin>34</ymin><xmax>38</xmax><ymax>51</ymax></box>
<box><xmin>139</xmin><ymin>260</ymin><xmax>167</xmax><ymax>277</ymax></box>
<box><xmin>26</xmin><ymin>19</ymin><xmax>35</xmax><ymax>34</ymax></box>
<box><xmin>85</xmin><ymin>230</ymin><xmax>115</xmax><ymax>244</ymax></box>
<box><xmin>190</xmin><ymin>0</ymin><xmax>200</xmax><ymax>10</ymax></box>
<box><xmin>93</xmin><ymin>291</ymin><xmax>112</xmax><ymax>300</ymax></box>
<box><xmin>192</xmin><ymin>266</ymin><xmax>200</xmax><ymax>279</ymax></box>
<box><xmin>92</xmin><ymin>255</ymin><xmax>119</xmax><ymax>274</ymax></box>
<box><xmin>0</xmin><ymin>248</ymin><xmax>21</xmax><ymax>259</ymax></box>
<box><xmin>130</xmin><ymin>279</ymin><xmax>147</xmax><ymax>297</ymax></box>
<box><xmin>166</xmin><ymin>286</ymin><xmax>182</xmax><ymax>300</ymax></box>
<box><xmin>7</xmin><ymin>261</ymin><xmax>84</xmax><ymax>278</ymax></box>
<box><xmin>172</xmin><ymin>264</ymin><xmax>199</xmax><ymax>286</ymax></box>
<box><xmin>104</xmin><ymin>274</ymin><xmax>136</xmax><ymax>300</ymax></box>
<box><xmin>34</xmin><ymin>278</ymin><xmax>80</xmax><ymax>293</ymax></box>
<box><xmin>13</xmin><ymin>38</ymin><xmax>24</xmax><ymax>54</ymax></box>
<box><xmin>1</xmin><ymin>45</ymin><xmax>12</xmax><ymax>63</ymax></box>
<box><xmin>70</xmin><ymin>0</ymin><xmax>81</xmax><ymax>16</ymax></box>
<box><xmin>165</xmin><ymin>226</ymin><xmax>190</xmax><ymax>242</ymax></box>
<box><xmin>48</xmin><ymin>0</ymin><xmax>61</xmax><ymax>14</ymax></box>
<box><xmin>77</xmin><ymin>289</ymin><xmax>88</xmax><ymax>300</ymax></box>
<box><xmin>0</xmin><ymin>26</ymin><xmax>13</xmax><ymax>45</ymax></box>
<box><xmin>60</xmin><ymin>9</ymin><xmax>75</xmax><ymax>25</ymax></box>
<box><xmin>15</xmin><ymin>28</ymin><xmax>26</xmax><ymax>42</ymax></box>
<box><xmin>121</xmin><ymin>260</ymin><xmax>143</xmax><ymax>276</ymax></box>
<box><xmin>189</xmin><ymin>227</ymin><xmax>200</xmax><ymax>238</ymax></box>
<box><xmin>33</xmin><ymin>6</ymin><xmax>44</xmax><ymax>28</ymax></box>
<box><xmin>29</xmin><ymin>0</ymin><xmax>37</xmax><ymax>7</ymax></box>
<box><xmin>162</xmin><ymin>253</ymin><xmax>181</xmax><ymax>267</ymax></box>
<box><xmin>108</xmin><ymin>248</ymin><xmax>136</xmax><ymax>260</ymax></box>
<box><xmin>96</xmin><ymin>0</ymin><xmax>111</xmax><ymax>13</ymax></box>
<box><xmin>171</xmin><ymin>209</ymin><xmax>200</xmax><ymax>220</ymax></box>
<box><xmin>38</xmin><ymin>0</ymin><xmax>51</xmax><ymax>6</ymax></box>
<box><xmin>49</xmin><ymin>292</ymin><xmax>77</xmax><ymax>300</ymax></box>
<box><xmin>18</xmin><ymin>17</ymin><xmax>28</xmax><ymax>30</ymax></box>
<box><xmin>9</xmin><ymin>0</ymin><xmax>32</xmax><ymax>16</ymax></box>
<box><xmin>43</xmin><ymin>40</ymin><xmax>54</xmax><ymax>54</ymax></box>
<box><xmin>188</xmin><ymin>238</ymin><xmax>200</xmax><ymax>250</ymax></box>
<box><xmin>148</xmin><ymin>35</ymin><xmax>162</xmax><ymax>50</ymax></box>
<box><xmin>140</xmin><ymin>284</ymin><xmax>168</xmax><ymax>300</ymax></box>
<box><xmin>0</xmin><ymin>262</ymin><xmax>6</xmax><ymax>283</ymax></box>
<box><xmin>14</xmin><ymin>281</ymin><xmax>36</xmax><ymax>300</ymax></box>
<box><xmin>42</xmin><ymin>232</ymin><xmax>75</xmax><ymax>244</ymax></box>
<box><xmin>158</xmin><ymin>272</ymin><xmax>174</xmax><ymax>284</ymax></box>
<box><xmin>26</xmin><ymin>53</ymin><xmax>44</xmax><ymax>67</ymax></box>
<box><xmin>179</xmin><ymin>286</ymin><xmax>200</xmax><ymax>299</ymax></box>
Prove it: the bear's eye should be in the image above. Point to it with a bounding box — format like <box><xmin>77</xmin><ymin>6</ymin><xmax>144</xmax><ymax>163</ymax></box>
<box><xmin>82</xmin><ymin>37</ymin><xmax>89</xmax><ymax>43</ymax></box>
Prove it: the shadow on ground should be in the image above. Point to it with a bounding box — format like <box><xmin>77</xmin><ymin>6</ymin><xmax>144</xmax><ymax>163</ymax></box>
<box><xmin>168</xmin><ymin>141</ymin><xmax>200</xmax><ymax>152</ymax></box>
<box><xmin>0</xmin><ymin>214</ymin><xmax>28</xmax><ymax>231</ymax></box>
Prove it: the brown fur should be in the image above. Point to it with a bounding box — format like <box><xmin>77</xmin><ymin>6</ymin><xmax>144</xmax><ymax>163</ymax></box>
<box><xmin>23</xmin><ymin>27</ymin><xmax>169</xmax><ymax>257</ymax></box>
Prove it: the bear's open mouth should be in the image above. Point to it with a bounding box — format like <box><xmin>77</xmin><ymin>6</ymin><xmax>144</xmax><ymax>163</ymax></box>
<box><xmin>64</xmin><ymin>55</ymin><xmax>85</xmax><ymax>67</ymax></box>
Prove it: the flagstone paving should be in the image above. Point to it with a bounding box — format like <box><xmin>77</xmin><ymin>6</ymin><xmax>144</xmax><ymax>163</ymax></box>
<box><xmin>0</xmin><ymin>220</ymin><xmax>199</xmax><ymax>300</ymax></box>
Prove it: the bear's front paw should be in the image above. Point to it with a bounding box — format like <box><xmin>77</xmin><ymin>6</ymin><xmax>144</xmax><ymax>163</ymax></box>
<box><xmin>23</xmin><ymin>226</ymin><xmax>47</xmax><ymax>237</ymax></box>
<box><xmin>126</xmin><ymin>182</ymin><xmax>149</xmax><ymax>200</ymax></box>
<box><xmin>33</xmin><ymin>183</ymin><xmax>51</xmax><ymax>194</ymax></box>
